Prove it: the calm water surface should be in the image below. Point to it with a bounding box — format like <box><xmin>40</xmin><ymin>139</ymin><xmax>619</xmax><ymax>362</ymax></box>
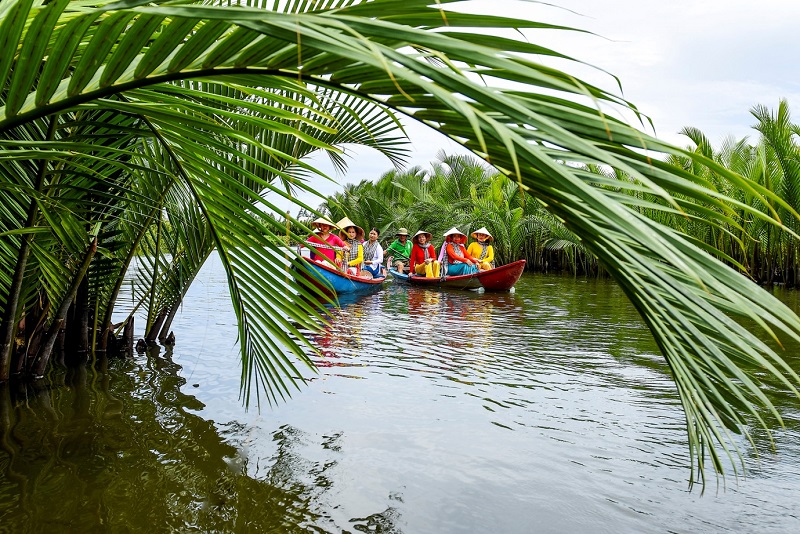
<box><xmin>2</xmin><ymin>254</ymin><xmax>800</xmax><ymax>532</ymax></box>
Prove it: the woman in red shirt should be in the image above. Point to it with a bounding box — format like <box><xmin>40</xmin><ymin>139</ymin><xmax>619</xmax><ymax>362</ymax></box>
<box><xmin>410</xmin><ymin>230</ymin><xmax>441</xmax><ymax>278</ymax></box>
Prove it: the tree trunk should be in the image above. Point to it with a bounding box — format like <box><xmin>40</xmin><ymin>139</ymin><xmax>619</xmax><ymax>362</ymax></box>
<box><xmin>77</xmin><ymin>276</ymin><xmax>90</xmax><ymax>353</ymax></box>
<box><xmin>0</xmin><ymin>117</ymin><xmax>57</xmax><ymax>381</ymax></box>
<box><xmin>29</xmin><ymin>238</ymin><xmax>97</xmax><ymax>377</ymax></box>
<box><xmin>65</xmin><ymin>277</ymin><xmax>90</xmax><ymax>368</ymax></box>
<box><xmin>158</xmin><ymin>305</ymin><xmax>179</xmax><ymax>344</ymax></box>
<box><xmin>122</xmin><ymin>316</ymin><xmax>134</xmax><ymax>357</ymax></box>
<box><xmin>145</xmin><ymin>309</ymin><xmax>167</xmax><ymax>344</ymax></box>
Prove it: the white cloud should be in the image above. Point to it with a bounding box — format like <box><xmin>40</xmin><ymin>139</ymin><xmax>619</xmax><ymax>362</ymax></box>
<box><xmin>268</xmin><ymin>0</ymin><xmax>800</xmax><ymax>214</ymax></box>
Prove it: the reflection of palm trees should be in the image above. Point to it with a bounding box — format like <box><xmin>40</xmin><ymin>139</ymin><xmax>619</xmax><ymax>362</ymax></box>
<box><xmin>0</xmin><ymin>351</ymin><xmax>399</xmax><ymax>532</ymax></box>
<box><xmin>406</xmin><ymin>289</ymin><xmax>441</xmax><ymax>315</ymax></box>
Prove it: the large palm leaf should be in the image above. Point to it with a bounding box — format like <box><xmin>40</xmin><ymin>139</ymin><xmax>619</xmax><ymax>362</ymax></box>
<box><xmin>124</xmin><ymin>84</ymin><xmax>408</xmax><ymax>342</ymax></box>
<box><xmin>2</xmin><ymin>0</ymin><xmax>800</xmax><ymax>481</ymax></box>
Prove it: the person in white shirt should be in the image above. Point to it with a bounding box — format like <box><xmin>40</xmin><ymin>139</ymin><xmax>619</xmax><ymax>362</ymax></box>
<box><xmin>361</xmin><ymin>227</ymin><xmax>385</xmax><ymax>278</ymax></box>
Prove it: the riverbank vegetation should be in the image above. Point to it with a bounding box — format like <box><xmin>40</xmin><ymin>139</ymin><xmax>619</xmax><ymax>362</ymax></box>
<box><xmin>317</xmin><ymin>100</ymin><xmax>800</xmax><ymax>286</ymax></box>
<box><xmin>2</xmin><ymin>0</ymin><xmax>800</xmax><ymax>482</ymax></box>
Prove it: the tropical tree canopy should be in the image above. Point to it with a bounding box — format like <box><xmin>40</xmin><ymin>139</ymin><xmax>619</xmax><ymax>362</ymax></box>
<box><xmin>322</xmin><ymin>152</ymin><xmax>583</xmax><ymax>271</ymax></box>
<box><xmin>2</xmin><ymin>0</ymin><xmax>800</xmax><ymax>483</ymax></box>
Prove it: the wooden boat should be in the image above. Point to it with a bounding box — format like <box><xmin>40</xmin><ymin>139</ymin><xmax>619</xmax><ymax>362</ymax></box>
<box><xmin>476</xmin><ymin>259</ymin><xmax>526</xmax><ymax>291</ymax></box>
<box><xmin>389</xmin><ymin>267</ymin><xmax>482</xmax><ymax>290</ymax></box>
<box><xmin>296</xmin><ymin>257</ymin><xmax>384</xmax><ymax>297</ymax></box>
<box><xmin>388</xmin><ymin>260</ymin><xmax>526</xmax><ymax>291</ymax></box>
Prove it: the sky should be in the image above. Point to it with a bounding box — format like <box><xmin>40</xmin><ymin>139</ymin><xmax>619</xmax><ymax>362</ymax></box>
<box><xmin>274</xmin><ymin>0</ymin><xmax>800</xmax><ymax>215</ymax></box>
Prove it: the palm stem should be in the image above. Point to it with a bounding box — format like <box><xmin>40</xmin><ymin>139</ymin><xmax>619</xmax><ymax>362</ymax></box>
<box><xmin>30</xmin><ymin>237</ymin><xmax>98</xmax><ymax>377</ymax></box>
<box><xmin>0</xmin><ymin>115</ymin><xmax>57</xmax><ymax>379</ymax></box>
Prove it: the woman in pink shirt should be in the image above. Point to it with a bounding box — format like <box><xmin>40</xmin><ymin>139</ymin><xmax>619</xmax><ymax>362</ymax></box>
<box><xmin>306</xmin><ymin>217</ymin><xmax>348</xmax><ymax>267</ymax></box>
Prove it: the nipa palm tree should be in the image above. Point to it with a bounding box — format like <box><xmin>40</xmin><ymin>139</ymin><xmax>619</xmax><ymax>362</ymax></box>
<box><xmin>1</xmin><ymin>0</ymin><xmax>800</xmax><ymax>483</ymax></box>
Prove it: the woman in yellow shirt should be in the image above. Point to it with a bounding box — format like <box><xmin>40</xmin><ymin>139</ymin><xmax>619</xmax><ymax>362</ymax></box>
<box><xmin>467</xmin><ymin>227</ymin><xmax>495</xmax><ymax>271</ymax></box>
<box><xmin>337</xmin><ymin>216</ymin><xmax>364</xmax><ymax>274</ymax></box>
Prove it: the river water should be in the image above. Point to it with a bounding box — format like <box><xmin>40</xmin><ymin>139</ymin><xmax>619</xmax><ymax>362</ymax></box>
<box><xmin>2</xmin><ymin>254</ymin><xmax>800</xmax><ymax>532</ymax></box>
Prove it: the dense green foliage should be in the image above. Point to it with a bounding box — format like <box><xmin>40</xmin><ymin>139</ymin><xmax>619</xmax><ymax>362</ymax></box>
<box><xmin>322</xmin><ymin>101</ymin><xmax>800</xmax><ymax>284</ymax></box>
<box><xmin>316</xmin><ymin>152</ymin><xmax>594</xmax><ymax>274</ymax></box>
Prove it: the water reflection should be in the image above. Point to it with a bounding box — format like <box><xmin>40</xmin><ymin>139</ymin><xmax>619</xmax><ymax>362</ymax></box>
<box><xmin>4</xmin><ymin>267</ymin><xmax>800</xmax><ymax>533</ymax></box>
<box><xmin>0</xmin><ymin>350</ymin><xmax>401</xmax><ymax>532</ymax></box>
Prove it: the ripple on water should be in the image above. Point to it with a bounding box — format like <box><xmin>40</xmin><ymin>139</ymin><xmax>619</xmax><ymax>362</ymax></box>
<box><xmin>7</xmin><ymin>265</ymin><xmax>797</xmax><ymax>533</ymax></box>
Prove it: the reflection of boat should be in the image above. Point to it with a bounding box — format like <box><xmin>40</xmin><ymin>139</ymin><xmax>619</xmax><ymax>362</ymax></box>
<box><xmin>296</xmin><ymin>258</ymin><xmax>384</xmax><ymax>297</ymax></box>
<box><xmin>388</xmin><ymin>260</ymin><xmax>526</xmax><ymax>291</ymax></box>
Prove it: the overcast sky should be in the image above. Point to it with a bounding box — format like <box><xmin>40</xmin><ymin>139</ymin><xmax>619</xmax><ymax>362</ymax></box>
<box><xmin>275</xmin><ymin>0</ymin><xmax>800</xmax><ymax>214</ymax></box>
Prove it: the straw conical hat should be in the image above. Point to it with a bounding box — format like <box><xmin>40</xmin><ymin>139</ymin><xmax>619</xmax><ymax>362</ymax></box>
<box><xmin>471</xmin><ymin>227</ymin><xmax>493</xmax><ymax>241</ymax></box>
<box><xmin>412</xmin><ymin>230</ymin><xmax>433</xmax><ymax>244</ymax></box>
<box><xmin>311</xmin><ymin>216</ymin><xmax>336</xmax><ymax>229</ymax></box>
<box><xmin>336</xmin><ymin>216</ymin><xmax>365</xmax><ymax>240</ymax></box>
<box><xmin>443</xmin><ymin>227</ymin><xmax>466</xmax><ymax>239</ymax></box>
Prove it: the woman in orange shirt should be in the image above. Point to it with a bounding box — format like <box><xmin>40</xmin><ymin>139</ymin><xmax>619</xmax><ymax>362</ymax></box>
<box><xmin>443</xmin><ymin>227</ymin><xmax>480</xmax><ymax>276</ymax></box>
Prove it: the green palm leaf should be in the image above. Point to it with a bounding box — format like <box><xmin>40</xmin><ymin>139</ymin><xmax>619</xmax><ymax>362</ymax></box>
<box><xmin>2</xmin><ymin>0</ymin><xmax>800</xmax><ymax>482</ymax></box>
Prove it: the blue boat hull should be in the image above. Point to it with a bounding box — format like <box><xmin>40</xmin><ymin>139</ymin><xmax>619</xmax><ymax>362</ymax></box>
<box><xmin>299</xmin><ymin>259</ymin><xmax>384</xmax><ymax>296</ymax></box>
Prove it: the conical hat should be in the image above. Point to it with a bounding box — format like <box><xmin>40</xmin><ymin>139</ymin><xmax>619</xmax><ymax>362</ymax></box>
<box><xmin>443</xmin><ymin>226</ymin><xmax>466</xmax><ymax>239</ymax></box>
<box><xmin>471</xmin><ymin>226</ymin><xmax>493</xmax><ymax>241</ymax></box>
<box><xmin>336</xmin><ymin>216</ymin><xmax>365</xmax><ymax>240</ymax></box>
<box><xmin>311</xmin><ymin>216</ymin><xmax>336</xmax><ymax>229</ymax></box>
<box><xmin>412</xmin><ymin>230</ymin><xmax>432</xmax><ymax>244</ymax></box>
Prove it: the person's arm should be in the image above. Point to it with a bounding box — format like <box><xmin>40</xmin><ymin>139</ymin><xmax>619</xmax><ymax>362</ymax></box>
<box><xmin>484</xmin><ymin>245</ymin><xmax>494</xmax><ymax>264</ymax></box>
<box><xmin>348</xmin><ymin>243</ymin><xmax>364</xmax><ymax>267</ymax></box>
<box><xmin>461</xmin><ymin>245</ymin><xmax>480</xmax><ymax>264</ymax></box>
<box><xmin>446</xmin><ymin>243</ymin><xmax>462</xmax><ymax>263</ymax></box>
<box><xmin>411</xmin><ymin>245</ymin><xmax>424</xmax><ymax>272</ymax></box>
<box><xmin>307</xmin><ymin>235</ymin><xmax>330</xmax><ymax>261</ymax></box>
<box><xmin>329</xmin><ymin>235</ymin><xmax>347</xmax><ymax>266</ymax></box>
<box><xmin>373</xmin><ymin>243</ymin><xmax>384</xmax><ymax>266</ymax></box>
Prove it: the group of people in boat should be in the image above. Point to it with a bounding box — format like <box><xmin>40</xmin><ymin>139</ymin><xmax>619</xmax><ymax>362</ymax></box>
<box><xmin>305</xmin><ymin>216</ymin><xmax>496</xmax><ymax>280</ymax></box>
<box><xmin>405</xmin><ymin>226</ymin><xmax>495</xmax><ymax>278</ymax></box>
<box><xmin>304</xmin><ymin>216</ymin><xmax>386</xmax><ymax>279</ymax></box>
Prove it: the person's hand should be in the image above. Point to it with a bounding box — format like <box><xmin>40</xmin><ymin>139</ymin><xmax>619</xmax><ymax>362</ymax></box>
<box><xmin>343</xmin><ymin>243</ymin><xmax>351</xmax><ymax>250</ymax></box>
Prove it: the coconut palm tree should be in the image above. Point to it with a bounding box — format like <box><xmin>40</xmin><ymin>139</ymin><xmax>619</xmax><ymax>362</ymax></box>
<box><xmin>127</xmin><ymin>87</ymin><xmax>408</xmax><ymax>344</ymax></box>
<box><xmin>752</xmin><ymin>100</ymin><xmax>800</xmax><ymax>285</ymax></box>
<box><xmin>2</xmin><ymin>0</ymin><xmax>800</xmax><ymax>482</ymax></box>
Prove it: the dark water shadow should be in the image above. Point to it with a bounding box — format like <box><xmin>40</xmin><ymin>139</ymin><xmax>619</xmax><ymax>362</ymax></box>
<box><xmin>0</xmin><ymin>350</ymin><xmax>403</xmax><ymax>533</ymax></box>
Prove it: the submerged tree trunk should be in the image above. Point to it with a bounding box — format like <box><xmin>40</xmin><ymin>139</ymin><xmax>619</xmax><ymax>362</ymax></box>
<box><xmin>29</xmin><ymin>238</ymin><xmax>97</xmax><ymax>377</ymax></box>
<box><xmin>158</xmin><ymin>305</ymin><xmax>179</xmax><ymax>344</ymax></box>
<box><xmin>145</xmin><ymin>309</ymin><xmax>167</xmax><ymax>344</ymax></box>
<box><xmin>0</xmin><ymin>117</ymin><xmax>57</xmax><ymax>381</ymax></box>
